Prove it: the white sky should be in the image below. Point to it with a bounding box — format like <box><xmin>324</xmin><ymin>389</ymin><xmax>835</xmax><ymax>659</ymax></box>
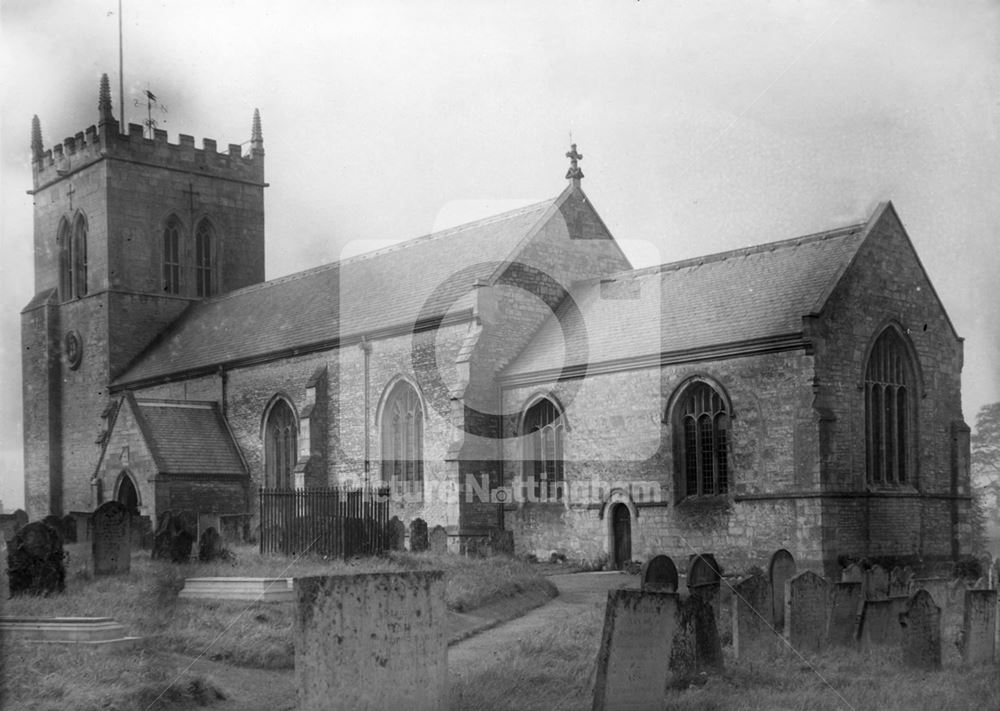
<box><xmin>1</xmin><ymin>0</ymin><xmax>998</xmax><ymax>511</ymax></box>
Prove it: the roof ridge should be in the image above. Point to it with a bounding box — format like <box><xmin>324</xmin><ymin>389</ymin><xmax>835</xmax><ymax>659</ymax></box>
<box><xmin>595</xmin><ymin>222</ymin><xmax>867</xmax><ymax>284</ymax></box>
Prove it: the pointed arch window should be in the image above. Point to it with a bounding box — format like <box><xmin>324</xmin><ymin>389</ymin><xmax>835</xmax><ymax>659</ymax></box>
<box><xmin>58</xmin><ymin>220</ymin><xmax>73</xmax><ymax>301</ymax></box>
<box><xmin>865</xmin><ymin>328</ymin><xmax>915</xmax><ymax>485</ymax></box>
<box><xmin>162</xmin><ymin>216</ymin><xmax>181</xmax><ymax>294</ymax></box>
<box><xmin>265</xmin><ymin>399</ymin><xmax>297</xmax><ymax>489</ymax></box>
<box><xmin>73</xmin><ymin>214</ymin><xmax>88</xmax><ymax>298</ymax></box>
<box><xmin>522</xmin><ymin>397</ymin><xmax>565</xmax><ymax>501</ymax></box>
<box><xmin>381</xmin><ymin>382</ymin><xmax>424</xmax><ymax>495</ymax></box>
<box><xmin>58</xmin><ymin>215</ymin><xmax>88</xmax><ymax>301</ymax></box>
<box><xmin>674</xmin><ymin>381</ymin><xmax>730</xmax><ymax>498</ymax></box>
<box><xmin>195</xmin><ymin>219</ymin><xmax>216</xmax><ymax>297</ymax></box>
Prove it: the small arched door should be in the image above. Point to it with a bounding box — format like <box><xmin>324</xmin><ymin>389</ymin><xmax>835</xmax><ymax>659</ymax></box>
<box><xmin>610</xmin><ymin>504</ymin><xmax>632</xmax><ymax>570</ymax></box>
<box><xmin>117</xmin><ymin>473</ymin><xmax>139</xmax><ymax>514</ymax></box>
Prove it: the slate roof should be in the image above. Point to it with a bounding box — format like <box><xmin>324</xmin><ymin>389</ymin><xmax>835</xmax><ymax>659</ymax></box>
<box><xmin>115</xmin><ymin>197</ymin><xmax>558</xmax><ymax>386</ymax></box>
<box><xmin>131</xmin><ymin>398</ymin><xmax>246</xmax><ymax>475</ymax></box>
<box><xmin>502</xmin><ymin>221</ymin><xmax>870</xmax><ymax>378</ymax></box>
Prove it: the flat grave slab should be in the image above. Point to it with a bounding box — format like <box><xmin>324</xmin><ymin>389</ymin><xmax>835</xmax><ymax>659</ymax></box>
<box><xmin>0</xmin><ymin>616</ymin><xmax>140</xmax><ymax>650</ymax></box>
<box><xmin>178</xmin><ymin>576</ymin><xmax>295</xmax><ymax>602</ymax></box>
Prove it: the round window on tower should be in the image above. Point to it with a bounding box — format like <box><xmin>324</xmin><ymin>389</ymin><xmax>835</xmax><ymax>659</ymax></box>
<box><xmin>64</xmin><ymin>330</ymin><xmax>83</xmax><ymax>370</ymax></box>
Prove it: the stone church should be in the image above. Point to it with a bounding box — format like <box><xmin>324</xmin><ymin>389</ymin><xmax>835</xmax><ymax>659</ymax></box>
<box><xmin>21</xmin><ymin>75</ymin><xmax>973</xmax><ymax>574</ymax></box>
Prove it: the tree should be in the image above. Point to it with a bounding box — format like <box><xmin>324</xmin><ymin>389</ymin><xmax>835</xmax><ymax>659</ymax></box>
<box><xmin>971</xmin><ymin>402</ymin><xmax>1000</xmax><ymax>550</ymax></box>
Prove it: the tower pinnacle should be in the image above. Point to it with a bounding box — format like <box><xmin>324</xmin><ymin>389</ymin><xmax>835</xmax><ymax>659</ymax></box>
<box><xmin>251</xmin><ymin>108</ymin><xmax>264</xmax><ymax>157</ymax></box>
<box><xmin>31</xmin><ymin>115</ymin><xmax>43</xmax><ymax>162</ymax></box>
<box><xmin>98</xmin><ymin>73</ymin><xmax>114</xmax><ymax>124</ymax></box>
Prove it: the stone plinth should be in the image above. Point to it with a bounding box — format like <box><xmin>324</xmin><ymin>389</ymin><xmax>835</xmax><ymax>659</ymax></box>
<box><xmin>179</xmin><ymin>577</ymin><xmax>295</xmax><ymax>602</ymax></box>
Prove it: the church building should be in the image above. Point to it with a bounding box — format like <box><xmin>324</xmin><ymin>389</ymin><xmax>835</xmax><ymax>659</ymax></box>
<box><xmin>21</xmin><ymin>75</ymin><xmax>973</xmax><ymax>574</ymax></box>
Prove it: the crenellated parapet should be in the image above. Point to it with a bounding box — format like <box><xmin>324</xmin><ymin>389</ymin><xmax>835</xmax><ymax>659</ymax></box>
<box><xmin>31</xmin><ymin>73</ymin><xmax>264</xmax><ymax>193</ymax></box>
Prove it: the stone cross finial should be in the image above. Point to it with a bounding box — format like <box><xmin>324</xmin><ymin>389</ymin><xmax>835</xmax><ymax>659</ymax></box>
<box><xmin>565</xmin><ymin>143</ymin><xmax>584</xmax><ymax>181</ymax></box>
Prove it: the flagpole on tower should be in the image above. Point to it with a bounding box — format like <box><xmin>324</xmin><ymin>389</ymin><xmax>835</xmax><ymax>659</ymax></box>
<box><xmin>118</xmin><ymin>0</ymin><xmax>124</xmax><ymax>126</ymax></box>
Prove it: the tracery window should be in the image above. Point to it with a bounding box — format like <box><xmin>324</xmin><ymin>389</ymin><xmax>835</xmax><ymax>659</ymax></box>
<box><xmin>58</xmin><ymin>215</ymin><xmax>88</xmax><ymax>301</ymax></box>
<box><xmin>162</xmin><ymin>216</ymin><xmax>181</xmax><ymax>294</ymax></box>
<box><xmin>522</xmin><ymin>397</ymin><xmax>565</xmax><ymax>501</ymax></box>
<box><xmin>674</xmin><ymin>381</ymin><xmax>730</xmax><ymax>497</ymax></box>
<box><xmin>381</xmin><ymin>382</ymin><xmax>424</xmax><ymax>494</ymax></box>
<box><xmin>865</xmin><ymin>328</ymin><xmax>915</xmax><ymax>485</ymax></box>
<box><xmin>265</xmin><ymin>399</ymin><xmax>297</xmax><ymax>489</ymax></box>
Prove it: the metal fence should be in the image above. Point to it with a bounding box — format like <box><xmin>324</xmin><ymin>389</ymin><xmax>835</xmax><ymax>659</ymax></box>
<box><xmin>259</xmin><ymin>487</ymin><xmax>390</xmax><ymax>558</ymax></box>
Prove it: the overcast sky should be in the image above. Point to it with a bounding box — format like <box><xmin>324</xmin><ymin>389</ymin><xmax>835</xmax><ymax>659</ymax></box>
<box><xmin>1</xmin><ymin>0</ymin><xmax>998</xmax><ymax>511</ymax></box>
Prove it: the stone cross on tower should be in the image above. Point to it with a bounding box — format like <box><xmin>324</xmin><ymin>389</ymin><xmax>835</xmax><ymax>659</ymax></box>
<box><xmin>565</xmin><ymin>143</ymin><xmax>584</xmax><ymax>182</ymax></box>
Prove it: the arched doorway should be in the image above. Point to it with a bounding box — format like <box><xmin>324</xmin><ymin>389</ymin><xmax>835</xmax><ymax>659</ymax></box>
<box><xmin>610</xmin><ymin>503</ymin><xmax>632</xmax><ymax>570</ymax></box>
<box><xmin>117</xmin><ymin>473</ymin><xmax>139</xmax><ymax>514</ymax></box>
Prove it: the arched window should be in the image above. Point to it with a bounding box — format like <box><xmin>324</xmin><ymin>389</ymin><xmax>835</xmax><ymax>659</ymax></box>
<box><xmin>522</xmin><ymin>397</ymin><xmax>565</xmax><ymax>501</ymax></box>
<box><xmin>865</xmin><ymin>328</ymin><xmax>915</xmax><ymax>485</ymax></box>
<box><xmin>72</xmin><ymin>214</ymin><xmax>88</xmax><ymax>298</ymax></box>
<box><xmin>265</xmin><ymin>399</ymin><xmax>297</xmax><ymax>489</ymax></box>
<box><xmin>162</xmin><ymin>216</ymin><xmax>181</xmax><ymax>294</ymax></box>
<box><xmin>674</xmin><ymin>381</ymin><xmax>730</xmax><ymax>497</ymax></box>
<box><xmin>381</xmin><ymin>381</ymin><xmax>424</xmax><ymax>495</ymax></box>
<box><xmin>195</xmin><ymin>219</ymin><xmax>216</xmax><ymax>297</ymax></box>
<box><xmin>58</xmin><ymin>220</ymin><xmax>72</xmax><ymax>301</ymax></box>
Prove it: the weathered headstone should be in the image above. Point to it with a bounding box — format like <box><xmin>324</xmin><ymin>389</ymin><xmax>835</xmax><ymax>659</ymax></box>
<box><xmin>961</xmin><ymin>589</ymin><xmax>996</xmax><ymax>664</ymax></box>
<box><xmin>841</xmin><ymin>563</ymin><xmax>863</xmax><ymax>584</ymax></box>
<box><xmin>889</xmin><ymin>567</ymin><xmax>908</xmax><ymax>597</ymax></box>
<box><xmin>732</xmin><ymin>574</ymin><xmax>774</xmax><ymax>659</ymax></box>
<box><xmin>867</xmin><ymin>565</ymin><xmax>889</xmax><ymax>600</ymax></box>
<box><xmin>827</xmin><ymin>581</ymin><xmax>863</xmax><ymax>647</ymax></box>
<box><xmin>858</xmin><ymin>597</ymin><xmax>907</xmax><ymax>649</ymax></box>
<box><xmin>670</xmin><ymin>592</ymin><xmax>724</xmax><ymax>680</ymax></box>
<box><xmin>295</xmin><ymin>571</ymin><xmax>447</xmax><ymax>711</ymax></box>
<box><xmin>7</xmin><ymin>521</ymin><xmax>65</xmax><ymax>596</ymax></box>
<box><xmin>592</xmin><ymin>589</ymin><xmax>679</xmax><ymax>710</ymax></box>
<box><xmin>785</xmin><ymin>571</ymin><xmax>828</xmax><ymax>653</ymax></box>
<box><xmin>409</xmin><ymin>518</ymin><xmax>428</xmax><ymax>552</ymax></box>
<box><xmin>198</xmin><ymin>527</ymin><xmax>224</xmax><ymax>562</ymax></box>
<box><xmin>152</xmin><ymin>510</ymin><xmax>195</xmax><ymax>563</ymax></box>
<box><xmin>900</xmin><ymin>589</ymin><xmax>941</xmax><ymax>670</ymax></box>
<box><xmin>42</xmin><ymin>515</ymin><xmax>66</xmax><ymax>542</ymax></box>
<box><xmin>641</xmin><ymin>555</ymin><xmax>678</xmax><ymax>593</ymax></box>
<box><xmin>429</xmin><ymin>525</ymin><xmax>448</xmax><ymax>554</ymax></box>
<box><xmin>12</xmin><ymin>509</ymin><xmax>28</xmax><ymax>530</ymax></box>
<box><xmin>769</xmin><ymin>549</ymin><xmax>796</xmax><ymax>629</ymax></box>
<box><xmin>92</xmin><ymin>501</ymin><xmax>131</xmax><ymax>576</ymax></box>
<box><xmin>687</xmin><ymin>553</ymin><xmax>722</xmax><ymax>620</ymax></box>
<box><xmin>60</xmin><ymin>515</ymin><xmax>78</xmax><ymax>543</ymax></box>
<box><xmin>387</xmin><ymin>516</ymin><xmax>405</xmax><ymax>551</ymax></box>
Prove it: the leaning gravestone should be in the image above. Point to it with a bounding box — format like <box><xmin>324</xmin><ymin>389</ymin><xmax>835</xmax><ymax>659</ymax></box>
<box><xmin>7</xmin><ymin>521</ymin><xmax>65</xmax><ymax>596</ymax></box>
<box><xmin>641</xmin><ymin>555</ymin><xmax>678</xmax><ymax>593</ymax></box>
<box><xmin>961</xmin><ymin>589</ymin><xmax>997</xmax><ymax>664</ymax></box>
<box><xmin>387</xmin><ymin>516</ymin><xmax>405</xmax><ymax>551</ymax></box>
<box><xmin>858</xmin><ymin>597</ymin><xmax>907</xmax><ymax>649</ymax></box>
<box><xmin>593</xmin><ymin>589</ymin><xmax>679</xmax><ymax>711</ymax></box>
<box><xmin>198</xmin><ymin>527</ymin><xmax>224</xmax><ymax>562</ymax></box>
<box><xmin>429</xmin><ymin>525</ymin><xmax>448</xmax><ymax>554</ymax></box>
<box><xmin>732</xmin><ymin>573</ymin><xmax>774</xmax><ymax>659</ymax></box>
<box><xmin>295</xmin><ymin>571</ymin><xmax>447</xmax><ymax>711</ymax></box>
<box><xmin>827</xmin><ymin>582</ymin><xmax>863</xmax><ymax>647</ymax></box>
<box><xmin>670</xmin><ymin>592</ymin><xmax>724</xmax><ymax>679</ymax></box>
<box><xmin>92</xmin><ymin>501</ymin><xmax>131</xmax><ymax>576</ymax></box>
<box><xmin>409</xmin><ymin>518</ymin><xmax>429</xmax><ymax>552</ymax></box>
<box><xmin>769</xmin><ymin>549</ymin><xmax>796</xmax><ymax>629</ymax></box>
<box><xmin>900</xmin><ymin>589</ymin><xmax>941</xmax><ymax>670</ymax></box>
<box><xmin>785</xmin><ymin>571</ymin><xmax>828</xmax><ymax>653</ymax></box>
<box><xmin>152</xmin><ymin>511</ymin><xmax>195</xmax><ymax>563</ymax></box>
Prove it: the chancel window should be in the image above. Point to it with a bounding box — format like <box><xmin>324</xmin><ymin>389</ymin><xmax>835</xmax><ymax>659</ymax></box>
<box><xmin>865</xmin><ymin>328</ymin><xmax>915</xmax><ymax>485</ymax></box>
<box><xmin>162</xmin><ymin>216</ymin><xmax>181</xmax><ymax>294</ymax></box>
<box><xmin>265</xmin><ymin>399</ymin><xmax>297</xmax><ymax>489</ymax></box>
<box><xmin>522</xmin><ymin>398</ymin><xmax>565</xmax><ymax>501</ymax></box>
<box><xmin>381</xmin><ymin>382</ymin><xmax>424</xmax><ymax>494</ymax></box>
<box><xmin>195</xmin><ymin>219</ymin><xmax>216</xmax><ymax>297</ymax></box>
<box><xmin>675</xmin><ymin>382</ymin><xmax>730</xmax><ymax>497</ymax></box>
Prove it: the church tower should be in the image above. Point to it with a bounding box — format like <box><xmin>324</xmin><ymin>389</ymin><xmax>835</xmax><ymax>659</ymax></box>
<box><xmin>21</xmin><ymin>74</ymin><xmax>266</xmax><ymax>518</ymax></box>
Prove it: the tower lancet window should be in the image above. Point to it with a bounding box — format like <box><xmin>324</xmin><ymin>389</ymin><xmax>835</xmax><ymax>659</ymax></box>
<box><xmin>195</xmin><ymin>219</ymin><xmax>216</xmax><ymax>297</ymax></box>
<box><xmin>58</xmin><ymin>215</ymin><xmax>88</xmax><ymax>301</ymax></box>
<box><xmin>162</xmin><ymin>216</ymin><xmax>181</xmax><ymax>294</ymax></box>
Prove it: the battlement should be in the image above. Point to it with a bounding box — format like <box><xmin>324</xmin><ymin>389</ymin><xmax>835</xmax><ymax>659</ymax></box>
<box><xmin>31</xmin><ymin>73</ymin><xmax>265</xmax><ymax>192</ymax></box>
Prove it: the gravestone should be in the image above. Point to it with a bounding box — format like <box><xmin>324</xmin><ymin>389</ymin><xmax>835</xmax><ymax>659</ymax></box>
<box><xmin>827</xmin><ymin>582</ymin><xmax>862</xmax><ymax>647</ymax></box>
<box><xmin>731</xmin><ymin>573</ymin><xmax>774</xmax><ymax>659</ymax></box>
<box><xmin>769</xmin><ymin>549</ymin><xmax>796</xmax><ymax>629</ymax></box>
<box><xmin>198</xmin><ymin>527</ymin><xmax>224</xmax><ymax>562</ymax></box>
<box><xmin>841</xmin><ymin>563</ymin><xmax>863</xmax><ymax>584</ymax></box>
<box><xmin>12</xmin><ymin>509</ymin><xmax>28</xmax><ymax>530</ymax></box>
<box><xmin>429</xmin><ymin>525</ymin><xmax>448</xmax><ymax>554</ymax></box>
<box><xmin>409</xmin><ymin>518</ymin><xmax>428</xmax><ymax>552</ymax></box>
<box><xmin>0</xmin><ymin>515</ymin><xmax>18</xmax><ymax>543</ymax></box>
<box><xmin>60</xmin><ymin>515</ymin><xmax>77</xmax><ymax>544</ymax></box>
<box><xmin>687</xmin><ymin>553</ymin><xmax>722</xmax><ymax>620</ymax></box>
<box><xmin>961</xmin><ymin>589</ymin><xmax>996</xmax><ymax>664</ymax></box>
<box><xmin>858</xmin><ymin>597</ymin><xmax>907</xmax><ymax>649</ymax></box>
<box><xmin>785</xmin><ymin>571</ymin><xmax>828</xmax><ymax>653</ymax></box>
<box><xmin>641</xmin><ymin>555</ymin><xmax>678</xmax><ymax>593</ymax></box>
<box><xmin>295</xmin><ymin>571</ymin><xmax>447</xmax><ymax>710</ymax></box>
<box><xmin>900</xmin><ymin>589</ymin><xmax>941</xmax><ymax>670</ymax></box>
<box><xmin>866</xmin><ymin>565</ymin><xmax>889</xmax><ymax>600</ymax></box>
<box><xmin>593</xmin><ymin>589</ymin><xmax>679</xmax><ymax>710</ymax></box>
<box><xmin>7</xmin><ymin>521</ymin><xmax>65</xmax><ymax>596</ymax></box>
<box><xmin>487</xmin><ymin>528</ymin><xmax>514</xmax><ymax>556</ymax></box>
<box><xmin>670</xmin><ymin>592</ymin><xmax>724</xmax><ymax>680</ymax></box>
<box><xmin>889</xmin><ymin>567</ymin><xmax>909</xmax><ymax>597</ymax></box>
<box><xmin>92</xmin><ymin>502</ymin><xmax>131</xmax><ymax>576</ymax></box>
<box><xmin>387</xmin><ymin>516</ymin><xmax>405</xmax><ymax>551</ymax></box>
<box><xmin>42</xmin><ymin>515</ymin><xmax>66</xmax><ymax>542</ymax></box>
<box><xmin>152</xmin><ymin>510</ymin><xmax>195</xmax><ymax>563</ymax></box>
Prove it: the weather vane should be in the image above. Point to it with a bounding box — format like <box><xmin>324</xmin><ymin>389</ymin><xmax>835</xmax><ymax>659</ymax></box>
<box><xmin>134</xmin><ymin>87</ymin><xmax>168</xmax><ymax>138</ymax></box>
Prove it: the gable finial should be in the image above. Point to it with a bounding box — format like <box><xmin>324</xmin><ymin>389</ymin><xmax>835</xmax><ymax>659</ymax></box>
<box><xmin>98</xmin><ymin>73</ymin><xmax>114</xmax><ymax>124</ymax></box>
<box><xmin>565</xmin><ymin>143</ymin><xmax>584</xmax><ymax>182</ymax></box>
<box><xmin>31</xmin><ymin>115</ymin><xmax>43</xmax><ymax>162</ymax></box>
